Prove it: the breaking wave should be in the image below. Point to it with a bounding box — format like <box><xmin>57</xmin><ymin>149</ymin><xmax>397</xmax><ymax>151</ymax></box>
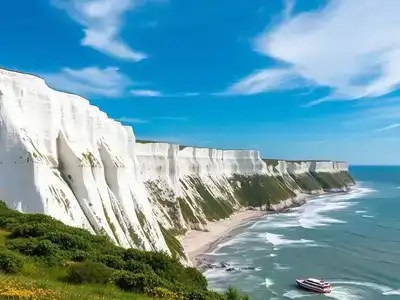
<box><xmin>265</xmin><ymin>232</ymin><xmax>321</xmax><ymax>249</ymax></box>
<box><xmin>249</xmin><ymin>186</ymin><xmax>376</xmax><ymax>232</ymax></box>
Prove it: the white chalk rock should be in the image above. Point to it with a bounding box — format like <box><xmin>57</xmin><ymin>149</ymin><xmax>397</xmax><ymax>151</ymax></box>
<box><xmin>0</xmin><ymin>68</ymin><xmax>169</xmax><ymax>254</ymax></box>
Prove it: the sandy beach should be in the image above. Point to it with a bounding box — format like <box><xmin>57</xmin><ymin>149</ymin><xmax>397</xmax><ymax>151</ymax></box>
<box><xmin>180</xmin><ymin>209</ymin><xmax>268</xmax><ymax>266</ymax></box>
<box><xmin>181</xmin><ymin>193</ymin><xmax>311</xmax><ymax>267</ymax></box>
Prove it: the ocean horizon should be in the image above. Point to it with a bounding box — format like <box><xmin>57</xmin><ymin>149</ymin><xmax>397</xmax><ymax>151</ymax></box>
<box><xmin>203</xmin><ymin>166</ymin><xmax>400</xmax><ymax>300</ymax></box>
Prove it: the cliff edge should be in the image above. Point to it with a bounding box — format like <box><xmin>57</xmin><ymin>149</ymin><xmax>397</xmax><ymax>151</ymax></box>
<box><xmin>0</xmin><ymin>68</ymin><xmax>355</xmax><ymax>265</ymax></box>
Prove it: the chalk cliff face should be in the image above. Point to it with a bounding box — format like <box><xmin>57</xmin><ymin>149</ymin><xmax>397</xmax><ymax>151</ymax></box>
<box><xmin>136</xmin><ymin>144</ymin><xmax>355</xmax><ymax>236</ymax></box>
<box><xmin>0</xmin><ymin>69</ymin><xmax>169</xmax><ymax>255</ymax></box>
<box><xmin>0</xmin><ymin>68</ymin><xmax>355</xmax><ymax>265</ymax></box>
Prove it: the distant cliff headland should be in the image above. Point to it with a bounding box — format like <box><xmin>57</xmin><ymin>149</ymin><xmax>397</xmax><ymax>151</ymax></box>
<box><xmin>0</xmin><ymin>68</ymin><xmax>355</xmax><ymax>299</ymax></box>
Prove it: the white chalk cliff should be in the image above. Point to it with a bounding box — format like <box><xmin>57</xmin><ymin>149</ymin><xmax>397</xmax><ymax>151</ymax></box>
<box><xmin>0</xmin><ymin>68</ymin><xmax>355</xmax><ymax>265</ymax></box>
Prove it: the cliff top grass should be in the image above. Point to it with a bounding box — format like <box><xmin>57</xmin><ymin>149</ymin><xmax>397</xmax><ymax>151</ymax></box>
<box><xmin>136</xmin><ymin>139</ymin><xmax>254</xmax><ymax>152</ymax></box>
<box><xmin>262</xmin><ymin>158</ymin><xmax>336</xmax><ymax>163</ymax></box>
<box><xmin>0</xmin><ymin>201</ymin><xmax>249</xmax><ymax>300</ymax></box>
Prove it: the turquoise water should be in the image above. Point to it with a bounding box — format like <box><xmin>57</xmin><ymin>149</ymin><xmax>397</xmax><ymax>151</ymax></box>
<box><xmin>205</xmin><ymin>166</ymin><xmax>400</xmax><ymax>300</ymax></box>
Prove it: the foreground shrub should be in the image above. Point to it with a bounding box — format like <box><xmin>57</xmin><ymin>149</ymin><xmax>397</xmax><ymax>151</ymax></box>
<box><xmin>225</xmin><ymin>287</ymin><xmax>250</xmax><ymax>300</ymax></box>
<box><xmin>0</xmin><ymin>250</ymin><xmax>23</xmax><ymax>273</ymax></box>
<box><xmin>10</xmin><ymin>223</ymin><xmax>50</xmax><ymax>239</ymax></box>
<box><xmin>64</xmin><ymin>261</ymin><xmax>113</xmax><ymax>284</ymax></box>
<box><xmin>70</xmin><ymin>249</ymin><xmax>89</xmax><ymax>262</ymax></box>
<box><xmin>115</xmin><ymin>272</ymin><xmax>170</xmax><ymax>293</ymax></box>
<box><xmin>124</xmin><ymin>260</ymin><xmax>153</xmax><ymax>274</ymax></box>
<box><xmin>95</xmin><ymin>254</ymin><xmax>125</xmax><ymax>270</ymax></box>
<box><xmin>123</xmin><ymin>249</ymin><xmax>185</xmax><ymax>282</ymax></box>
<box><xmin>183</xmin><ymin>267</ymin><xmax>208</xmax><ymax>289</ymax></box>
<box><xmin>146</xmin><ymin>287</ymin><xmax>184</xmax><ymax>300</ymax></box>
<box><xmin>183</xmin><ymin>289</ymin><xmax>222</xmax><ymax>300</ymax></box>
<box><xmin>46</xmin><ymin>232</ymin><xmax>89</xmax><ymax>251</ymax></box>
<box><xmin>6</xmin><ymin>238</ymin><xmax>57</xmax><ymax>257</ymax></box>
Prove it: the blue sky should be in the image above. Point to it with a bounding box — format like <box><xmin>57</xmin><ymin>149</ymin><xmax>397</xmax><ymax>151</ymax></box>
<box><xmin>1</xmin><ymin>0</ymin><xmax>400</xmax><ymax>165</ymax></box>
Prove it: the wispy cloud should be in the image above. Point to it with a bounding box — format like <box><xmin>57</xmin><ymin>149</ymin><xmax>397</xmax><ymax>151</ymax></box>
<box><xmin>130</xmin><ymin>89</ymin><xmax>162</xmax><ymax>97</ymax></box>
<box><xmin>51</xmin><ymin>0</ymin><xmax>147</xmax><ymax>61</ymax></box>
<box><xmin>153</xmin><ymin>116</ymin><xmax>188</xmax><ymax>121</ymax></box>
<box><xmin>116</xmin><ymin>116</ymin><xmax>188</xmax><ymax>124</ymax></box>
<box><xmin>42</xmin><ymin>66</ymin><xmax>132</xmax><ymax>97</ymax></box>
<box><xmin>343</xmin><ymin>101</ymin><xmax>400</xmax><ymax>125</ymax></box>
<box><xmin>228</xmin><ymin>0</ymin><xmax>400</xmax><ymax>104</ymax></box>
<box><xmin>283</xmin><ymin>0</ymin><xmax>295</xmax><ymax>20</ymax></box>
<box><xmin>117</xmin><ymin>117</ymin><xmax>149</xmax><ymax>124</ymax></box>
<box><xmin>225</xmin><ymin>68</ymin><xmax>299</xmax><ymax>95</ymax></box>
<box><xmin>130</xmin><ymin>90</ymin><xmax>200</xmax><ymax>97</ymax></box>
<box><xmin>374</xmin><ymin>123</ymin><xmax>400</xmax><ymax>132</ymax></box>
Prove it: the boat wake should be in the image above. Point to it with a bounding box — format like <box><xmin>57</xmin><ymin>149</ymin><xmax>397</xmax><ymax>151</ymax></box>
<box><xmin>283</xmin><ymin>279</ymin><xmax>400</xmax><ymax>300</ymax></box>
<box><xmin>328</xmin><ymin>280</ymin><xmax>400</xmax><ymax>295</ymax></box>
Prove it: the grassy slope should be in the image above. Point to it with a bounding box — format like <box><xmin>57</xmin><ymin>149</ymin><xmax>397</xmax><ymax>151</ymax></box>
<box><xmin>0</xmin><ymin>273</ymin><xmax>152</xmax><ymax>300</ymax></box>
<box><xmin>0</xmin><ymin>201</ymin><xmax>249</xmax><ymax>300</ymax></box>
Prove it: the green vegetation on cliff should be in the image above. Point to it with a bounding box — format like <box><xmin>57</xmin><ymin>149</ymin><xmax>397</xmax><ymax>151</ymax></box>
<box><xmin>310</xmin><ymin>172</ymin><xmax>347</xmax><ymax>190</ymax></box>
<box><xmin>338</xmin><ymin>171</ymin><xmax>356</xmax><ymax>185</ymax></box>
<box><xmin>262</xmin><ymin>159</ymin><xmax>279</xmax><ymax>167</ymax></box>
<box><xmin>0</xmin><ymin>201</ymin><xmax>249</xmax><ymax>300</ymax></box>
<box><xmin>231</xmin><ymin>174</ymin><xmax>296</xmax><ymax>209</ymax></box>
<box><xmin>292</xmin><ymin>173</ymin><xmax>323</xmax><ymax>192</ymax></box>
<box><xmin>188</xmin><ymin>177</ymin><xmax>235</xmax><ymax>221</ymax></box>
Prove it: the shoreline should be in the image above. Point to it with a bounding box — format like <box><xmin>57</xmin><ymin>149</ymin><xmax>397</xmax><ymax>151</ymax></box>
<box><xmin>181</xmin><ymin>193</ymin><xmax>313</xmax><ymax>269</ymax></box>
<box><xmin>180</xmin><ymin>209</ymin><xmax>269</xmax><ymax>267</ymax></box>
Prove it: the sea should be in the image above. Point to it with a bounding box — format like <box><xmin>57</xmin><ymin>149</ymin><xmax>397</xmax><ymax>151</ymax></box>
<box><xmin>204</xmin><ymin>166</ymin><xmax>400</xmax><ymax>300</ymax></box>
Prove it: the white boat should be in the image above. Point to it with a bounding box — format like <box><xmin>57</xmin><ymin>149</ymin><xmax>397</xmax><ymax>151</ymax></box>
<box><xmin>296</xmin><ymin>278</ymin><xmax>332</xmax><ymax>293</ymax></box>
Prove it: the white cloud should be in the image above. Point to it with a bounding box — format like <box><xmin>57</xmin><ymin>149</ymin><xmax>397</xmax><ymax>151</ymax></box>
<box><xmin>374</xmin><ymin>123</ymin><xmax>400</xmax><ymax>132</ymax></box>
<box><xmin>130</xmin><ymin>89</ymin><xmax>162</xmax><ymax>97</ymax></box>
<box><xmin>116</xmin><ymin>116</ymin><xmax>188</xmax><ymax>124</ymax></box>
<box><xmin>226</xmin><ymin>68</ymin><xmax>298</xmax><ymax>95</ymax></box>
<box><xmin>117</xmin><ymin>117</ymin><xmax>149</xmax><ymax>124</ymax></box>
<box><xmin>229</xmin><ymin>0</ymin><xmax>400</xmax><ymax>104</ymax></box>
<box><xmin>181</xmin><ymin>92</ymin><xmax>200</xmax><ymax>97</ymax></box>
<box><xmin>130</xmin><ymin>90</ymin><xmax>200</xmax><ymax>97</ymax></box>
<box><xmin>51</xmin><ymin>0</ymin><xmax>146</xmax><ymax>61</ymax></box>
<box><xmin>346</xmin><ymin>102</ymin><xmax>400</xmax><ymax>124</ymax></box>
<box><xmin>43</xmin><ymin>66</ymin><xmax>132</xmax><ymax>97</ymax></box>
<box><xmin>283</xmin><ymin>0</ymin><xmax>295</xmax><ymax>20</ymax></box>
<box><xmin>153</xmin><ymin>116</ymin><xmax>188</xmax><ymax>121</ymax></box>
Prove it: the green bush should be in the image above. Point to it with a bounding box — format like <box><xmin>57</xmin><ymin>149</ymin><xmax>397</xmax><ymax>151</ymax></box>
<box><xmin>0</xmin><ymin>216</ymin><xmax>22</xmax><ymax>230</ymax></box>
<box><xmin>124</xmin><ymin>260</ymin><xmax>154</xmax><ymax>274</ymax></box>
<box><xmin>0</xmin><ymin>250</ymin><xmax>23</xmax><ymax>273</ymax></box>
<box><xmin>0</xmin><ymin>201</ymin><xmax>8</xmax><ymax>211</ymax></box>
<box><xmin>183</xmin><ymin>289</ymin><xmax>226</xmax><ymax>300</ymax></box>
<box><xmin>32</xmin><ymin>240</ymin><xmax>57</xmax><ymax>256</ymax></box>
<box><xmin>123</xmin><ymin>248</ymin><xmax>184</xmax><ymax>282</ymax></box>
<box><xmin>224</xmin><ymin>287</ymin><xmax>241</xmax><ymax>300</ymax></box>
<box><xmin>10</xmin><ymin>223</ymin><xmax>50</xmax><ymax>238</ymax></box>
<box><xmin>6</xmin><ymin>238</ymin><xmax>57</xmax><ymax>257</ymax></box>
<box><xmin>115</xmin><ymin>272</ymin><xmax>170</xmax><ymax>293</ymax></box>
<box><xmin>183</xmin><ymin>267</ymin><xmax>208</xmax><ymax>290</ymax></box>
<box><xmin>70</xmin><ymin>250</ymin><xmax>89</xmax><ymax>262</ymax></box>
<box><xmin>95</xmin><ymin>254</ymin><xmax>125</xmax><ymax>270</ymax></box>
<box><xmin>64</xmin><ymin>261</ymin><xmax>114</xmax><ymax>284</ymax></box>
<box><xmin>46</xmin><ymin>232</ymin><xmax>89</xmax><ymax>251</ymax></box>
